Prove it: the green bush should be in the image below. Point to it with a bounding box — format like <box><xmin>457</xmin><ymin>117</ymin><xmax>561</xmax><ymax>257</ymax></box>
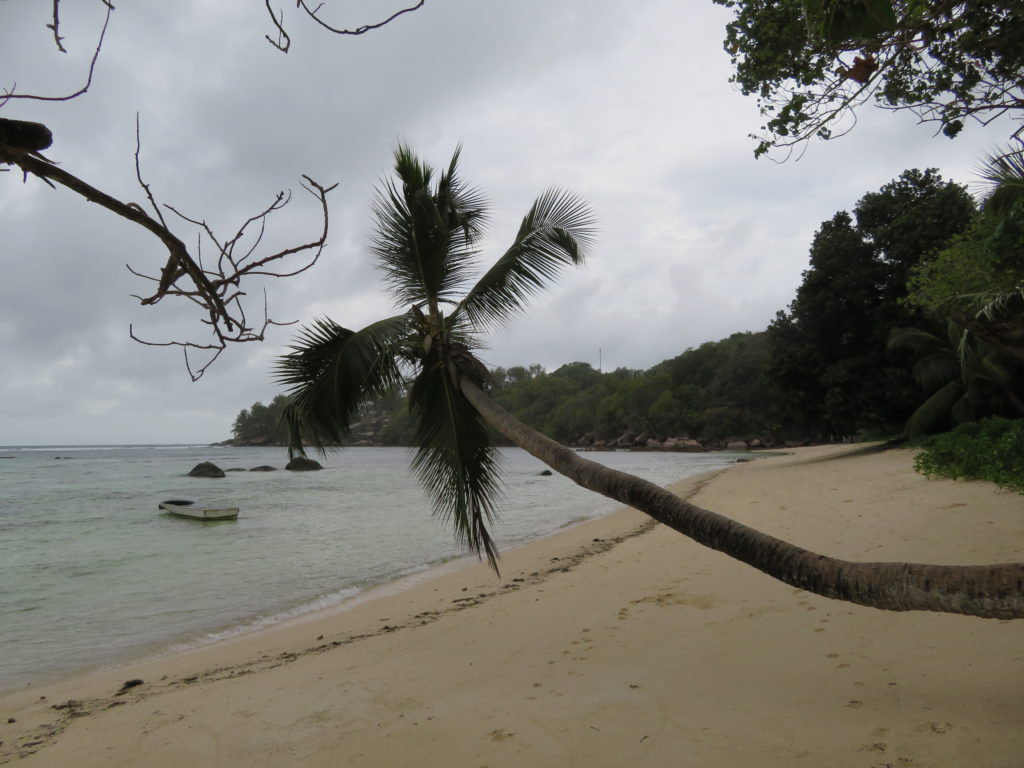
<box><xmin>914</xmin><ymin>417</ymin><xmax>1024</xmax><ymax>494</ymax></box>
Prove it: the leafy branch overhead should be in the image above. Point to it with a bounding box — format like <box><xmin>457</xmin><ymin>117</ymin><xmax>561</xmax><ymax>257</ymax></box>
<box><xmin>716</xmin><ymin>0</ymin><xmax>1024</xmax><ymax>158</ymax></box>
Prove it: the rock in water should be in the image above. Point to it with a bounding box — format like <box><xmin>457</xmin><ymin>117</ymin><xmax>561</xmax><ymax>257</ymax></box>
<box><xmin>285</xmin><ymin>457</ymin><xmax>322</xmax><ymax>471</ymax></box>
<box><xmin>249</xmin><ymin>465</ymin><xmax>277</xmax><ymax>472</ymax></box>
<box><xmin>188</xmin><ymin>461</ymin><xmax>225</xmax><ymax>478</ymax></box>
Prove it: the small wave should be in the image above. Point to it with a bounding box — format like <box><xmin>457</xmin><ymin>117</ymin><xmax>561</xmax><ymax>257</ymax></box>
<box><xmin>164</xmin><ymin>585</ymin><xmax>365</xmax><ymax>652</ymax></box>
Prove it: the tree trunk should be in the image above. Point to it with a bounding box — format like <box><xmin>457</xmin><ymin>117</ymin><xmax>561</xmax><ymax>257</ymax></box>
<box><xmin>459</xmin><ymin>378</ymin><xmax>1024</xmax><ymax>620</ymax></box>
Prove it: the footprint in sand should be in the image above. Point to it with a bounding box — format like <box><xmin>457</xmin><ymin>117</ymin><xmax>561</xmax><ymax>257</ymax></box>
<box><xmin>488</xmin><ymin>729</ymin><xmax>515</xmax><ymax>742</ymax></box>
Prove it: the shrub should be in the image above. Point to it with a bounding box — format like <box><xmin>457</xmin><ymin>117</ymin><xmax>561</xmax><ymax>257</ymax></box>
<box><xmin>914</xmin><ymin>417</ymin><xmax>1024</xmax><ymax>494</ymax></box>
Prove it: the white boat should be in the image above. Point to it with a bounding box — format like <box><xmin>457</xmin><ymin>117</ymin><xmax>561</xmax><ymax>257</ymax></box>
<box><xmin>158</xmin><ymin>499</ymin><xmax>239</xmax><ymax>521</ymax></box>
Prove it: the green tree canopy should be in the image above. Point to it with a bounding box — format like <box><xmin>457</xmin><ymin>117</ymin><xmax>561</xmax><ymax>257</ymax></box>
<box><xmin>767</xmin><ymin>169</ymin><xmax>975</xmax><ymax>437</ymax></box>
<box><xmin>714</xmin><ymin>0</ymin><xmax>1024</xmax><ymax>157</ymax></box>
<box><xmin>232</xmin><ymin>394</ymin><xmax>292</xmax><ymax>443</ymax></box>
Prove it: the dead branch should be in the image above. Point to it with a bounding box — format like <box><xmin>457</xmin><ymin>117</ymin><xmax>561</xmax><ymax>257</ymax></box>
<box><xmin>264</xmin><ymin>0</ymin><xmax>426</xmax><ymax>52</ymax></box>
<box><xmin>48</xmin><ymin>0</ymin><xmax>68</xmax><ymax>53</ymax></box>
<box><xmin>0</xmin><ymin>118</ymin><xmax>337</xmax><ymax>381</ymax></box>
<box><xmin>0</xmin><ymin>0</ymin><xmax>114</xmax><ymax>108</ymax></box>
<box><xmin>263</xmin><ymin>0</ymin><xmax>292</xmax><ymax>53</ymax></box>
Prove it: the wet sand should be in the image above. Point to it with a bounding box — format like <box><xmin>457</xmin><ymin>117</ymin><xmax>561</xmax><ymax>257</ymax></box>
<box><xmin>2</xmin><ymin>444</ymin><xmax>1022</xmax><ymax>767</ymax></box>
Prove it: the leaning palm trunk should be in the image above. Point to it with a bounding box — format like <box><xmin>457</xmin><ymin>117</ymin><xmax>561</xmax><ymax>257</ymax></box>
<box><xmin>459</xmin><ymin>378</ymin><xmax>1024</xmax><ymax>620</ymax></box>
<box><xmin>281</xmin><ymin>145</ymin><xmax>1024</xmax><ymax>622</ymax></box>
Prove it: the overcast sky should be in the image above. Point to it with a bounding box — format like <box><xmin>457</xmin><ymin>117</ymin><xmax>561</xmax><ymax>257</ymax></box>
<box><xmin>0</xmin><ymin>1</ymin><xmax>1007</xmax><ymax>445</ymax></box>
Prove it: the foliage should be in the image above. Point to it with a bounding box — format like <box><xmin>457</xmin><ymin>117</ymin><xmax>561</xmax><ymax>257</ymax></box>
<box><xmin>767</xmin><ymin>169</ymin><xmax>975</xmax><ymax>437</ymax></box>
<box><xmin>489</xmin><ymin>331</ymin><xmax>777</xmax><ymax>444</ymax></box>
<box><xmin>899</xmin><ymin>149</ymin><xmax>1024</xmax><ymax>436</ymax></box>
<box><xmin>888</xmin><ymin>322</ymin><xmax>1024</xmax><ymax>437</ymax></box>
<box><xmin>905</xmin><ymin>212</ymin><xmax>1024</xmax><ymax>318</ymax></box>
<box><xmin>232</xmin><ymin>395</ymin><xmax>292</xmax><ymax>443</ymax></box>
<box><xmin>276</xmin><ymin>145</ymin><xmax>594</xmax><ymax>566</ymax></box>
<box><xmin>914</xmin><ymin>417</ymin><xmax>1024</xmax><ymax>494</ymax></box>
<box><xmin>714</xmin><ymin>0</ymin><xmax>1024</xmax><ymax>157</ymax></box>
<box><xmin>234</xmin><ymin>331</ymin><xmax>782</xmax><ymax>447</ymax></box>
<box><xmin>907</xmin><ymin>149</ymin><xmax>1024</xmax><ymax>320</ymax></box>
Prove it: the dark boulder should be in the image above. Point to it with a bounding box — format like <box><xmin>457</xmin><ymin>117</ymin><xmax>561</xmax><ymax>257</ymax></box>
<box><xmin>188</xmin><ymin>462</ymin><xmax>225</xmax><ymax>478</ymax></box>
<box><xmin>286</xmin><ymin>456</ymin><xmax>323</xmax><ymax>472</ymax></box>
<box><xmin>537</xmin><ymin>469</ymin><xmax>553</xmax><ymax>476</ymax></box>
<box><xmin>249</xmin><ymin>465</ymin><xmax>277</xmax><ymax>472</ymax></box>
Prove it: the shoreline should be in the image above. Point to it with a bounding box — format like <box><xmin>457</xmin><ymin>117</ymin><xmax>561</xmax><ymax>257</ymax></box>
<box><xmin>3</xmin><ymin>444</ymin><xmax>1022</xmax><ymax>766</ymax></box>
<box><xmin>0</xmin><ymin>456</ymin><xmax>733</xmax><ymax>697</ymax></box>
<box><xmin>1</xmin><ymin>445</ymin><xmax>741</xmax><ymax>696</ymax></box>
<box><xmin>0</xmin><ymin>464</ymin><xmax>723</xmax><ymax>762</ymax></box>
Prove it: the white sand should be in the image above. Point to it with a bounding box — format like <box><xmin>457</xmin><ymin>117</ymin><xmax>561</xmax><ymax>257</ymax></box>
<box><xmin>2</xmin><ymin>444</ymin><xmax>1022</xmax><ymax>767</ymax></box>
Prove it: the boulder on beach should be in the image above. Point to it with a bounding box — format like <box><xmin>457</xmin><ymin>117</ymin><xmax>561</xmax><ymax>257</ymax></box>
<box><xmin>249</xmin><ymin>465</ymin><xmax>277</xmax><ymax>472</ymax></box>
<box><xmin>188</xmin><ymin>461</ymin><xmax>225</xmax><ymax>478</ymax></box>
<box><xmin>285</xmin><ymin>456</ymin><xmax>323</xmax><ymax>472</ymax></box>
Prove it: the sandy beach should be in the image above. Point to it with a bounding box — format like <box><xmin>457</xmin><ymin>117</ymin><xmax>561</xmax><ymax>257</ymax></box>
<box><xmin>2</xmin><ymin>444</ymin><xmax>1022</xmax><ymax>767</ymax></box>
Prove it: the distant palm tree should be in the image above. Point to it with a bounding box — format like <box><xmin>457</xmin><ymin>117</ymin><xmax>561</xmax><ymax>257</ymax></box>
<box><xmin>278</xmin><ymin>145</ymin><xmax>1024</xmax><ymax>620</ymax></box>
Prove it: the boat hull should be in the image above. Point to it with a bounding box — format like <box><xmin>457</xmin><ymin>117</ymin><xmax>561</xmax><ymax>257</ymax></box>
<box><xmin>158</xmin><ymin>502</ymin><xmax>239</xmax><ymax>520</ymax></box>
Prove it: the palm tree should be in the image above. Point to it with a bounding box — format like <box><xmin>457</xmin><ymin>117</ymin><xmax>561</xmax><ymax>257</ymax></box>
<box><xmin>888</xmin><ymin>322</ymin><xmax>1024</xmax><ymax>437</ymax></box>
<box><xmin>955</xmin><ymin>147</ymin><xmax>1024</xmax><ymax>361</ymax></box>
<box><xmin>278</xmin><ymin>145</ymin><xmax>1024</xmax><ymax>620</ymax></box>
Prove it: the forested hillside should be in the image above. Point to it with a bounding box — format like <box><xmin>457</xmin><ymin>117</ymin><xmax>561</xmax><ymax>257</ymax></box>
<box><xmin>231</xmin><ymin>331</ymin><xmax>780</xmax><ymax>449</ymax></box>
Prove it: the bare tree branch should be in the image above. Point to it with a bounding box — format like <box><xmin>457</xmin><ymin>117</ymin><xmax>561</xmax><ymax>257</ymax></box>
<box><xmin>5</xmin><ymin>0</ymin><xmax>419</xmax><ymax>378</ymax></box>
<box><xmin>47</xmin><ymin>0</ymin><xmax>68</xmax><ymax>53</ymax></box>
<box><xmin>263</xmin><ymin>0</ymin><xmax>291</xmax><ymax>53</ymax></box>
<box><xmin>264</xmin><ymin>0</ymin><xmax>426</xmax><ymax>51</ymax></box>
<box><xmin>0</xmin><ymin>119</ymin><xmax>337</xmax><ymax>381</ymax></box>
<box><xmin>0</xmin><ymin>1</ymin><xmax>114</xmax><ymax>108</ymax></box>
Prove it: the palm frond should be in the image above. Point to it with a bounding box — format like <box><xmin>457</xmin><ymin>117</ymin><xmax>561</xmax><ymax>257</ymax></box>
<box><xmin>978</xmin><ymin>148</ymin><xmax>1024</xmax><ymax>216</ymax></box>
<box><xmin>976</xmin><ymin>286</ymin><xmax>1024</xmax><ymax>321</ymax></box>
<box><xmin>454</xmin><ymin>188</ymin><xmax>596</xmax><ymax>330</ymax></box>
<box><xmin>371</xmin><ymin>145</ymin><xmax>488</xmax><ymax>308</ymax></box>
<box><xmin>408</xmin><ymin>364</ymin><xmax>503</xmax><ymax>569</ymax></box>
<box><xmin>912</xmin><ymin>353</ymin><xmax>959</xmax><ymax>391</ymax></box>
<box><xmin>905</xmin><ymin>380</ymin><xmax>964</xmax><ymax>438</ymax></box>
<box><xmin>950</xmin><ymin>393</ymin><xmax>977</xmax><ymax>426</ymax></box>
<box><xmin>887</xmin><ymin>326</ymin><xmax>944</xmax><ymax>354</ymax></box>
<box><xmin>978</xmin><ymin>354</ymin><xmax>1014</xmax><ymax>388</ymax></box>
<box><xmin>274</xmin><ymin>315</ymin><xmax>410</xmax><ymax>456</ymax></box>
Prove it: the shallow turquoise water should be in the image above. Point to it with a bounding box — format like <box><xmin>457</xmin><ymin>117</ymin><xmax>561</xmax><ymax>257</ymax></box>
<box><xmin>0</xmin><ymin>444</ymin><xmax>747</xmax><ymax>690</ymax></box>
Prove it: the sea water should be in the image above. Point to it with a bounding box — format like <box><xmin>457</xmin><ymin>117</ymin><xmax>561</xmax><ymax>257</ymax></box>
<box><xmin>0</xmin><ymin>444</ymin><xmax>748</xmax><ymax>691</ymax></box>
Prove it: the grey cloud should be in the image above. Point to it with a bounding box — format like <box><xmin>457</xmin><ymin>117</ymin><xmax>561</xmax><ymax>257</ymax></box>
<box><xmin>0</xmin><ymin>1</ymin><xmax>1007</xmax><ymax>444</ymax></box>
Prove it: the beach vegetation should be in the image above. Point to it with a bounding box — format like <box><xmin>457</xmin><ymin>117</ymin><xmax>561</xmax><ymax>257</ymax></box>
<box><xmin>888</xmin><ymin>322</ymin><xmax>1024</xmax><ymax>437</ymax></box>
<box><xmin>767</xmin><ymin>169</ymin><xmax>974</xmax><ymax>438</ymax></box>
<box><xmin>914</xmin><ymin>417</ymin><xmax>1024</xmax><ymax>494</ymax></box>
<box><xmin>896</xmin><ymin>148</ymin><xmax>1024</xmax><ymax>435</ymax></box>
<box><xmin>276</xmin><ymin>145</ymin><xmax>1024</xmax><ymax>619</ymax></box>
